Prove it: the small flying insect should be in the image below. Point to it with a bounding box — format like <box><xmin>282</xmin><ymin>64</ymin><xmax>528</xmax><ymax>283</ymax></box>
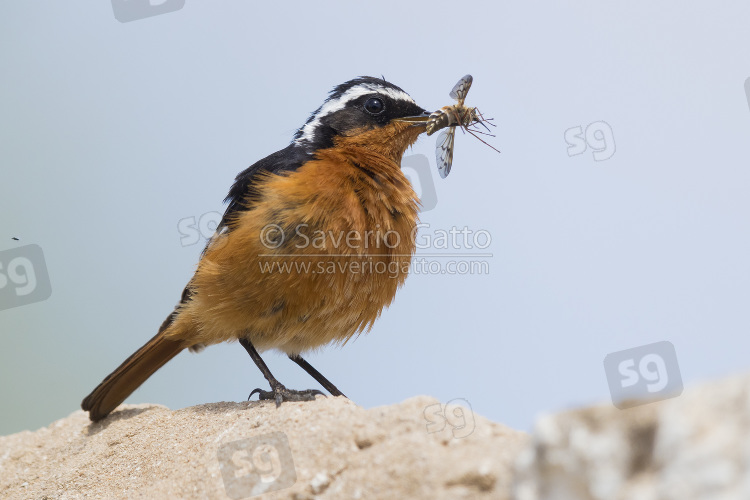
<box><xmin>426</xmin><ymin>74</ymin><xmax>500</xmax><ymax>178</ymax></box>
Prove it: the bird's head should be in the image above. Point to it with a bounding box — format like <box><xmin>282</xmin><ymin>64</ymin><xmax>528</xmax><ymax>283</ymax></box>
<box><xmin>293</xmin><ymin>77</ymin><xmax>430</xmax><ymax>163</ymax></box>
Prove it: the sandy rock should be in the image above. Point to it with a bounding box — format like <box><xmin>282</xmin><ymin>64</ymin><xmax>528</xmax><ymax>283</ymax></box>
<box><xmin>5</xmin><ymin>373</ymin><xmax>750</xmax><ymax>499</ymax></box>
<box><xmin>0</xmin><ymin>396</ymin><xmax>526</xmax><ymax>500</ymax></box>
<box><xmin>513</xmin><ymin>373</ymin><xmax>750</xmax><ymax>500</ymax></box>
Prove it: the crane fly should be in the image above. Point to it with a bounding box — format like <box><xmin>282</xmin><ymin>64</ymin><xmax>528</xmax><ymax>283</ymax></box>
<box><xmin>427</xmin><ymin>75</ymin><xmax>500</xmax><ymax>178</ymax></box>
<box><xmin>427</xmin><ymin>75</ymin><xmax>500</xmax><ymax>179</ymax></box>
<box><xmin>395</xmin><ymin>75</ymin><xmax>500</xmax><ymax>178</ymax></box>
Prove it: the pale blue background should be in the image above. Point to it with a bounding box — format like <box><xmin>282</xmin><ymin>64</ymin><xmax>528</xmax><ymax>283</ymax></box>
<box><xmin>2</xmin><ymin>1</ymin><xmax>750</xmax><ymax>435</ymax></box>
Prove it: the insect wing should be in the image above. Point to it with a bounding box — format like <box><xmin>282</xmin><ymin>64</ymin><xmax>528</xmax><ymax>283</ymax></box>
<box><xmin>435</xmin><ymin>128</ymin><xmax>455</xmax><ymax>178</ymax></box>
<box><xmin>448</xmin><ymin>74</ymin><xmax>473</xmax><ymax>104</ymax></box>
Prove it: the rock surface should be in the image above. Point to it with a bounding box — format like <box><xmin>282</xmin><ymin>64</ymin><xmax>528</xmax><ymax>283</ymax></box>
<box><xmin>2</xmin><ymin>374</ymin><xmax>749</xmax><ymax>499</ymax></box>
<box><xmin>0</xmin><ymin>396</ymin><xmax>525</xmax><ymax>499</ymax></box>
<box><xmin>514</xmin><ymin>373</ymin><xmax>750</xmax><ymax>500</ymax></box>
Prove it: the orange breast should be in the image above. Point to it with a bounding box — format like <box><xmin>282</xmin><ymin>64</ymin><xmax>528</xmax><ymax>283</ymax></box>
<box><xmin>166</xmin><ymin>123</ymin><xmax>423</xmax><ymax>354</ymax></box>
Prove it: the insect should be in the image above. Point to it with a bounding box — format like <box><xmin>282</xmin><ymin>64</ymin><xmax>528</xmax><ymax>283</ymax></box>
<box><xmin>426</xmin><ymin>74</ymin><xmax>500</xmax><ymax>178</ymax></box>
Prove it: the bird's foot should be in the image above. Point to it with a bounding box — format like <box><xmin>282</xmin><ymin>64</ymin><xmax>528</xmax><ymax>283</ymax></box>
<box><xmin>248</xmin><ymin>383</ymin><xmax>324</xmax><ymax>407</ymax></box>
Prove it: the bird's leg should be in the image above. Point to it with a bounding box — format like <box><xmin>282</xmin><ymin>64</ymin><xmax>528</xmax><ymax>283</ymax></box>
<box><xmin>288</xmin><ymin>354</ymin><xmax>347</xmax><ymax>398</ymax></box>
<box><xmin>239</xmin><ymin>338</ymin><xmax>324</xmax><ymax>407</ymax></box>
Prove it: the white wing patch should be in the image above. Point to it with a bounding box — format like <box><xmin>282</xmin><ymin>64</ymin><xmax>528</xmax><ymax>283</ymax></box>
<box><xmin>295</xmin><ymin>83</ymin><xmax>415</xmax><ymax>145</ymax></box>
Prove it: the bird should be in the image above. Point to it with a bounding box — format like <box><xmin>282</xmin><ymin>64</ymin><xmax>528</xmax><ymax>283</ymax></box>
<box><xmin>81</xmin><ymin>76</ymin><xmax>432</xmax><ymax>422</ymax></box>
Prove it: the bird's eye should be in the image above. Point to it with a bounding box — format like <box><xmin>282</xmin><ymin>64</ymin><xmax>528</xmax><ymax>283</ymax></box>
<box><xmin>364</xmin><ymin>97</ymin><xmax>385</xmax><ymax>115</ymax></box>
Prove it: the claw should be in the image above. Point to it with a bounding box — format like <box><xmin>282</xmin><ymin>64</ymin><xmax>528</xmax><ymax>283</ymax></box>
<box><xmin>248</xmin><ymin>384</ymin><xmax>325</xmax><ymax>407</ymax></box>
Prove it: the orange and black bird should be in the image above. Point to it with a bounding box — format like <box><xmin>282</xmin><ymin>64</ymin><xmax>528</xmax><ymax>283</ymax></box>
<box><xmin>82</xmin><ymin>77</ymin><xmax>432</xmax><ymax>421</ymax></box>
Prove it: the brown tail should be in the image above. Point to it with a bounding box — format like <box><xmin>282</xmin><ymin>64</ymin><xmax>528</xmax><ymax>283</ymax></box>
<box><xmin>81</xmin><ymin>328</ymin><xmax>184</xmax><ymax>422</ymax></box>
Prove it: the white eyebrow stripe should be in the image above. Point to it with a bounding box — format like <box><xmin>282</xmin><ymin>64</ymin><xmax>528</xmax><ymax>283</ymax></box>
<box><xmin>295</xmin><ymin>83</ymin><xmax>415</xmax><ymax>145</ymax></box>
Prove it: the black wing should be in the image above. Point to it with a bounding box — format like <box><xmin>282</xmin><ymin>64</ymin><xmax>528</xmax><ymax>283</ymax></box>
<box><xmin>220</xmin><ymin>144</ymin><xmax>312</xmax><ymax>231</ymax></box>
<box><xmin>170</xmin><ymin>143</ymin><xmax>312</xmax><ymax>324</ymax></box>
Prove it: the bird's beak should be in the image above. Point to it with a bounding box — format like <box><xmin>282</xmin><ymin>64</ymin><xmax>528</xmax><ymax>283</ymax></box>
<box><xmin>394</xmin><ymin>110</ymin><xmax>432</xmax><ymax>124</ymax></box>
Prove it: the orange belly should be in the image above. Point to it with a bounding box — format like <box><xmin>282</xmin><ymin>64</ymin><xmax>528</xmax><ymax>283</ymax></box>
<box><xmin>165</xmin><ymin>124</ymin><xmax>422</xmax><ymax>354</ymax></box>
